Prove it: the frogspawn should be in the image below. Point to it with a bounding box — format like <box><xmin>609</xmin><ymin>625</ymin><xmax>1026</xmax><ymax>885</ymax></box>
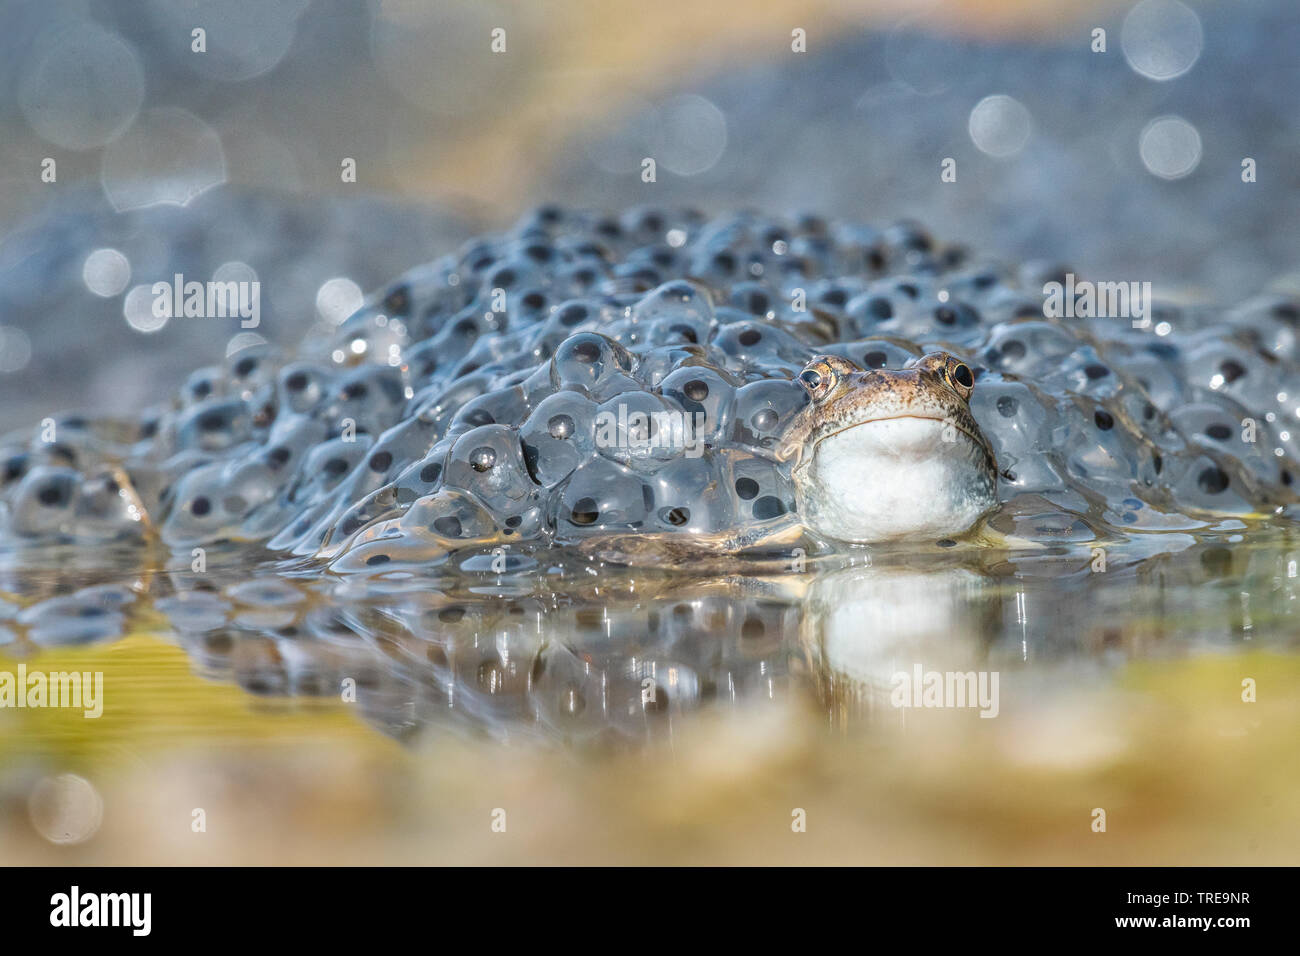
<box><xmin>1</xmin><ymin>206</ymin><xmax>1296</xmax><ymax>574</ymax></box>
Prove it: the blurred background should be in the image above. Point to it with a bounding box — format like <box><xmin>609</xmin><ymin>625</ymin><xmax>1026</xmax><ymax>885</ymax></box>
<box><xmin>0</xmin><ymin>0</ymin><xmax>1138</xmax><ymax>222</ymax></box>
<box><xmin>1</xmin><ymin>0</ymin><xmax>1296</xmax><ymax>426</ymax></box>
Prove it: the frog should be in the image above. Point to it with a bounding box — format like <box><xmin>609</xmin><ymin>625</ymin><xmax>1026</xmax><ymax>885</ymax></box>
<box><xmin>776</xmin><ymin>351</ymin><xmax>998</xmax><ymax>544</ymax></box>
<box><xmin>575</xmin><ymin>350</ymin><xmax>998</xmax><ymax>566</ymax></box>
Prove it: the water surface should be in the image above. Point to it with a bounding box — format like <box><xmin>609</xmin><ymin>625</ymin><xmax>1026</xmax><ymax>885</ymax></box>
<box><xmin>2</xmin><ymin>529</ymin><xmax>1295</xmax><ymax>863</ymax></box>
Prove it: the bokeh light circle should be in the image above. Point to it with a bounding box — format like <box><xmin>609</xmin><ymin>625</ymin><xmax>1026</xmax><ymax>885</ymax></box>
<box><xmin>659</xmin><ymin>96</ymin><xmax>728</xmax><ymax>176</ymax></box>
<box><xmin>226</xmin><ymin>332</ymin><xmax>268</xmax><ymax>357</ymax></box>
<box><xmin>1139</xmin><ymin>115</ymin><xmax>1202</xmax><ymax>179</ymax></box>
<box><xmin>18</xmin><ymin>23</ymin><xmax>145</xmax><ymax>150</ymax></box>
<box><xmin>0</xmin><ymin>326</ymin><xmax>34</xmax><ymax>373</ymax></box>
<box><xmin>885</xmin><ymin>16</ymin><xmax>962</xmax><ymax>96</ymax></box>
<box><xmin>316</xmin><ymin>278</ymin><xmax>365</xmax><ymax>325</ymax></box>
<box><xmin>968</xmin><ymin>95</ymin><xmax>1033</xmax><ymax>158</ymax></box>
<box><xmin>28</xmin><ymin>774</ymin><xmax>103</xmax><ymax>845</ymax></box>
<box><xmin>1121</xmin><ymin>0</ymin><xmax>1204</xmax><ymax>81</ymax></box>
<box><xmin>144</xmin><ymin>0</ymin><xmax>310</xmax><ymax>82</ymax></box>
<box><xmin>123</xmin><ymin>283</ymin><xmax>169</xmax><ymax>333</ymax></box>
<box><xmin>82</xmin><ymin>248</ymin><xmax>132</xmax><ymax>298</ymax></box>
<box><xmin>101</xmin><ymin>108</ymin><xmax>227</xmax><ymax>211</ymax></box>
<box><xmin>213</xmin><ymin>260</ymin><xmax>259</xmax><ymax>288</ymax></box>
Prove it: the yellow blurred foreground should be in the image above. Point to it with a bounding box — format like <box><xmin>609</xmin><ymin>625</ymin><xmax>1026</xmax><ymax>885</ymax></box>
<box><xmin>2</xmin><ymin>634</ymin><xmax>1294</xmax><ymax>864</ymax></box>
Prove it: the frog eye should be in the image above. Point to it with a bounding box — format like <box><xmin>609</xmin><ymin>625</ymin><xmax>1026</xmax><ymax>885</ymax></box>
<box><xmin>798</xmin><ymin>362</ymin><xmax>836</xmax><ymax>400</ymax></box>
<box><xmin>945</xmin><ymin>361</ymin><xmax>975</xmax><ymax>397</ymax></box>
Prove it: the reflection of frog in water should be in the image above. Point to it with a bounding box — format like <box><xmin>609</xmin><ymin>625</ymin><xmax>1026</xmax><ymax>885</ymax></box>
<box><xmin>583</xmin><ymin>350</ymin><xmax>998</xmax><ymax>564</ymax></box>
<box><xmin>796</xmin><ymin>564</ymin><xmax>1001</xmax><ymax>724</ymax></box>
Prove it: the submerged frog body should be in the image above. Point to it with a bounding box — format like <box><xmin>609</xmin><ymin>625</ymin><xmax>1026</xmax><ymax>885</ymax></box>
<box><xmin>0</xmin><ymin>206</ymin><xmax>1297</xmax><ymax>572</ymax></box>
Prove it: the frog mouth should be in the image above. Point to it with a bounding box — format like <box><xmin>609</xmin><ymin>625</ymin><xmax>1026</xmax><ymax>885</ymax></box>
<box><xmin>796</xmin><ymin>414</ymin><xmax>997</xmax><ymax>481</ymax></box>
<box><xmin>815</xmin><ymin>414</ymin><xmax>986</xmax><ymax>450</ymax></box>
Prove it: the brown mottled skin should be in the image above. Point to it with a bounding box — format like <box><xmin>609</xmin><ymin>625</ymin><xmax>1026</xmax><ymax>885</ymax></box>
<box><xmin>776</xmin><ymin>352</ymin><xmax>996</xmax><ymax>471</ymax></box>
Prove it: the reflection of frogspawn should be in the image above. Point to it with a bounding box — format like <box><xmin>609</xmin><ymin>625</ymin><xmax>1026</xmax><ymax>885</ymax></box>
<box><xmin>149</xmin><ymin>568</ymin><xmax>808</xmax><ymax>747</ymax></box>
